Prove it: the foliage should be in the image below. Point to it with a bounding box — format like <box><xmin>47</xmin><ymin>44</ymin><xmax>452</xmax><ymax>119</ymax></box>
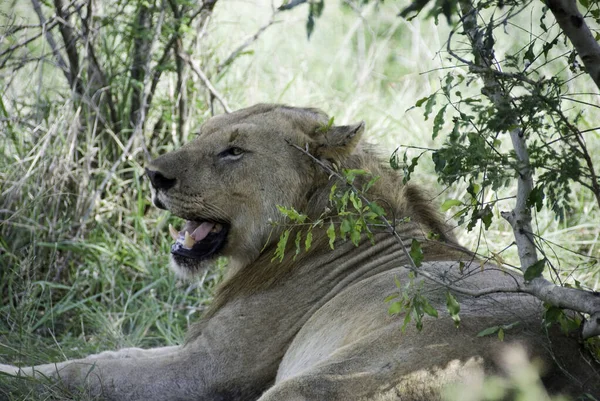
<box><xmin>274</xmin><ymin>168</ymin><xmax>386</xmax><ymax>261</ymax></box>
<box><xmin>2</xmin><ymin>0</ymin><xmax>600</xmax><ymax>398</ymax></box>
<box><xmin>385</xmin><ymin>272</ymin><xmax>439</xmax><ymax>332</ymax></box>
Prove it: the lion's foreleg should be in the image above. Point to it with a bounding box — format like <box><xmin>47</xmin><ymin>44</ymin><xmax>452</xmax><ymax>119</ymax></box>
<box><xmin>84</xmin><ymin>345</ymin><xmax>180</xmax><ymax>360</ymax></box>
<box><xmin>0</xmin><ymin>345</ymin><xmax>179</xmax><ymax>377</ymax></box>
<box><xmin>0</xmin><ymin>347</ymin><xmax>203</xmax><ymax>400</ymax></box>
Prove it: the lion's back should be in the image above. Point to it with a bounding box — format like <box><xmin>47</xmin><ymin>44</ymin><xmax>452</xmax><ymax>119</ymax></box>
<box><xmin>273</xmin><ymin>260</ymin><xmax>589</xmax><ymax>399</ymax></box>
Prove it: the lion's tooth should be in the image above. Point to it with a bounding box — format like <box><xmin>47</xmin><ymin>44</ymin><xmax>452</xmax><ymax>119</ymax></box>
<box><xmin>184</xmin><ymin>231</ymin><xmax>195</xmax><ymax>249</ymax></box>
<box><xmin>212</xmin><ymin>223</ymin><xmax>222</xmax><ymax>233</ymax></box>
<box><xmin>169</xmin><ymin>224</ymin><xmax>179</xmax><ymax>241</ymax></box>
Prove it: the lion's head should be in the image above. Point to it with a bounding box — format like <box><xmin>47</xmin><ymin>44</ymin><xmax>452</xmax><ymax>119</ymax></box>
<box><xmin>147</xmin><ymin>104</ymin><xmax>454</xmax><ymax>276</ymax></box>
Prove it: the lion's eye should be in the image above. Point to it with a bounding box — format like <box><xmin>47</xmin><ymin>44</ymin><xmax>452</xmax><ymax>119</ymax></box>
<box><xmin>218</xmin><ymin>147</ymin><xmax>245</xmax><ymax>160</ymax></box>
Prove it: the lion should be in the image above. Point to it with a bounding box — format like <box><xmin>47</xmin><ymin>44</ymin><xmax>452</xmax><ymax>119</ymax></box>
<box><xmin>1</xmin><ymin>104</ymin><xmax>599</xmax><ymax>400</ymax></box>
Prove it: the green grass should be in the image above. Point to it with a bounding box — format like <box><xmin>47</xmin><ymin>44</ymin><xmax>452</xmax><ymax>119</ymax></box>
<box><xmin>1</xmin><ymin>0</ymin><xmax>599</xmax><ymax>399</ymax></box>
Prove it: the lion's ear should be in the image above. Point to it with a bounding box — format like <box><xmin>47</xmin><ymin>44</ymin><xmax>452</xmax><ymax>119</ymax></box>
<box><xmin>311</xmin><ymin>121</ymin><xmax>365</xmax><ymax>162</ymax></box>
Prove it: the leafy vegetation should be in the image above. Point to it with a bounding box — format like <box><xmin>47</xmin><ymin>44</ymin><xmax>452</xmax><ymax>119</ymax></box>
<box><xmin>1</xmin><ymin>0</ymin><xmax>599</xmax><ymax>399</ymax></box>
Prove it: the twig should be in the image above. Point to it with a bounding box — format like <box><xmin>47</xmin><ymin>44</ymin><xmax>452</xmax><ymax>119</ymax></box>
<box><xmin>541</xmin><ymin>100</ymin><xmax>600</xmax><ymax>209</ymax></box>
<box><xmin>53</xmin><ymin>0</ymin><xmax>83</xmax><ymax>95</ymax></box>
<box><xmin>278</xmin><ymin>0</ymin><xmax>307</xmax><ymax>11</ymax></box>
<box><xmin>76</xmin><ymin>0</ymin><xmax>120</xmax><ymax>133</ymax></box>
<box><xmin>30</xmin><ymin>0</ymin><xmax>68</xmax><ymax>75</ymax></box>
<box><xmin>183</xmin><ymin>53</ymin><xmax>231</xmax><ymax>113</ymax></box>
<box><xmin>216</xmin><ymin>10</ymin><xmax>281</xmax><ymax>74</ymax></box>
<box><xmin>145</xmin><ymin>1</ymin><xmax>216</xmax><ymax>118</ymax></box>
<box><xmin>129</xmin><ymin>4</ymin><xmax>153</xmax><ymax>129</ymax></box>
<box><xmin>168</xmin><ymin>0</ymin><xmax>188</xmax><ymax>142</ymax></box>
<box><xmin>0</xmin><ymin>1</ymin><xmax>83</xmax><ymax>65</ymax></box>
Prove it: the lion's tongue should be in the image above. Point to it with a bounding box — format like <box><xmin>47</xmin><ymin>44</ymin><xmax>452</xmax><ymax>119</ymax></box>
<box><xmin>168</xmin><ymin>221</ymin><xmax>217</xmax><ymax>249</ymax></box>
<box><xmin>191</xmin><ymin>222</ymin><xmax>215</xmax><ymax>241</ymax></box>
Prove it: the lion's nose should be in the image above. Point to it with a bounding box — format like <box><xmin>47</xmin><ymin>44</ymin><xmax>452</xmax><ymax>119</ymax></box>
<box><xmin>146</xmin><ymin>168</ymin><xmax>177</xmax><ymax>191</ymax></box>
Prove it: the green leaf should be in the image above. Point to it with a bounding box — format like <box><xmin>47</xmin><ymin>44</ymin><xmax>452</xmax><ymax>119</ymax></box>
<box><xmin>524</xmin><ymin>259</ymin><xmax>545</xmax><ymax>281</ymax></box>
<box><xmin>306</xmin><ymin>11</ymin><xmax>315</xmax><ymax>39</ymax></box>
<box><xmin>368</xmin><ymin>202</ymin><xmax>386</xmax><ymax>217</ymax></box>
<box><xmin>523</xmin><ymin>43</ymin><xmax>536</xmax><ymax>64</ymax></box>
<box><xmin>272</xmin><ymin>229</ymin><xmax>290</xmax><ymax>262</ymax></box>
<box><xmin>415</xmin><ymin>96</ymin><xmax>429</xmax><ymax>107</ymax></box>
<box><xmin>363</xmin><ymin>176</ymin><xmax>380</xmax><ymax>192</ymax></box>
<box><xmin>384</xmin><ymin>294</ymin><xmax>399</xmax><ymax>303</ymax></box>
<box><xmin>329</xmin><ymin>183</ymin><xmax>337</xmax><ymax>202</ymax></box>
<box><xmin>401</xmin><ymin>309</ymin><xmax>412</xmax><ymax>332</ymax></box>
<box><xmin>481</xmin><ymin>205</ymin><xmax>493</xmax><ymax>230</ymax></box>
<box><xmin>277</xmin><ymin>205</ymin><xmax>307</xmax><ymax>223</ymax></box>
<box><xmin>339</xmin><ymin>218</ymin><xmax>351</xmax><ymax>239</ymax></box>
<box><xmin>340</xmin><ymin>191</ymin><xmax>349</xmax><ymax>211</ymax></box>
<box><xmin>421</xmin><ymin>299</ymin><xmax>438</xmax><ymax>318</ymax></box>
<box><xmin>350</xmin><ymin>228</ymin><xmax>361</xmax><ymax>246</ymax></box>
<box><xmin>423</xmin><ymin>95</ymin><xmax>437</xmax><ymax>120</ymax></box>
<box><xmin>388</xmin><ymin>301</ymin><xmax>403</xmax><ymax>315</ymax></box>
<box><xmin>304</xmin><ymin>230</ymin><xmax>313</xmax><ymax>251</ymax></box>
<box><xmin>497</xmin><ymin>328</ymin><xmax>504</xmax><ymax>341</ymax></box>
<box><xmin>390</xmin><ymin>148</ymin><xmax>401</xmax><ymax>170</ymax></box>
<box><xmin>446</xmin><ymin>292</ymin><xmax>461</xmax><ymax>327</ymax></box>
<box><xmin>293</xmin><ymin>231</ymin><xmax>302</xmax><ymax>259</ymax></box>
<box><xmin>527</xmin><ymin>186</ymin><xmax>545</xmax><ymax>213</ymax></box>
<box><xmin>432</xmin><ymin>105</ymin><xmax>447</xmax><ymax>139</ymax></box>
<box><xmin>402</xmin><ymin>153</ymin><xmax>422</xmax><ymax>185</ymax></box>
<box><xmin>327</xmin><ymin>222</ymin><xmax>336</xmax><ymax>249</ymax></box>
<box><xmin>349</xmin><ymin>192</ymin><xmax>362</xmax><ymax>211</ymax></box>
<box><xmin>344</xmin><ymin>169</ymin><xmax>368</xmax><ymax>183</ymax></box>
<box><xmin>317</xmin><ymin>116</ymin><xmax>335</xmax><ymax>133</ymax></box>
<box><xmin>441</xmin><ymin>199</ymin><xmax>463</xmax><ymax>212</ymax></box>
<box><xmin>409</xmin><ymin>239</ymin><xmax>424</xmax><ymax>267</ymax></box>
<box><xmin>415</xmin><ymin>318</ymin><xmax>423</xmax><ymax>331</ymax></box>
<box><xmin>544</xmin><ymin>305</ymin><xmax>563</xmax><ymax>324</ymax></box>
<box><xmin>477</xmin><ymin>325</ymin><xmax>500</xmax><ymax>337</ymax></box>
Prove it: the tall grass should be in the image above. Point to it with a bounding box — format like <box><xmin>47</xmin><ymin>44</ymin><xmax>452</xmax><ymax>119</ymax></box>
<box><xmin>0</xmin><ymin>0</ymin><xmax>599</xmax><ymax>399</ymax></box>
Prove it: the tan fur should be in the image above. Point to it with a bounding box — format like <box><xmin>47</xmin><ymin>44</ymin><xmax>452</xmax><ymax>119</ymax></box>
<box><xmin>1</xmin><ymin>104</ymin><xmax>598</xmax><ymax>401</ymax></box>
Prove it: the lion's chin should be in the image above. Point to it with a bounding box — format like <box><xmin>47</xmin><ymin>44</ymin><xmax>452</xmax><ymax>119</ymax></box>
<box><xmin>169</xmin><ymin>255</ymin><xmax>216</xmax><ymax>278</ymax></box>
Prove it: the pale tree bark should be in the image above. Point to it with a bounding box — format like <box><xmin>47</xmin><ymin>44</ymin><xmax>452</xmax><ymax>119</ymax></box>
<box><xmin>456</xmin><ymin>0</ymin><xmax>600</xmax><ymax>339</ymax></box>
<box><xmin>546</xmin><ymin>0</ymin><xmax>600</xmax><ymax>91</ymax></box>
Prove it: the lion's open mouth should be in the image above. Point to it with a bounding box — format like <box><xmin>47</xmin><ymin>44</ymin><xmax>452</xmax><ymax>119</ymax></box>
<box><xmin>168</xmin><ymin>220</ymin><xmax>229</xmax><ymax>261</ymax></box>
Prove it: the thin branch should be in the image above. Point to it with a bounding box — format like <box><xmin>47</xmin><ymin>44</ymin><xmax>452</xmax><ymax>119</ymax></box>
<box><xmin>30</xmin><ymin>0</ymin><xmax>68</xmax><ymax>75</ymax></box>
<box><xmin>53</xmin><ymin>0</ymin><xmax>83</xmax><ymax>95</ymax></box>
<box><xmin>129</xmin><ymin>4</ymin><xmax>153</xmax><ymax>129</ymax></box>
<box><xmin>278</xmin><ymin>0</ymin><xmax>307</xmax><ymax>11</ymax></box>
<box><xmin>544</xmin><ymin>101</ymin><xmax>600</xmax><ymax>209</ymax></box>
<box><xmin>146</xmin><ymin>35</ymin><xmax>177</xmax><ymax>110</ymax></box>
<box><xmin>183</xmin><ymin>53</ymin><xmax>231</xmax><ymax>113</ymax></box>
<box><xmin>216</xmin><ymin>10</ymin><xmax>281</xmax><ymax>74</ymax></box>
<box><xmin>168</xmin><ymin>0</ymin><xmax>188</xmax><ymax>142</ymax></box>
<box><xmin>76</xmin><ymin>0</ymin><xmax>120</xmax><ymax>133</ymax></box>
<box><xmin>145</xmin><ymin>1</ymin><xmax>217</xmax><ymax>120</ymax></box>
